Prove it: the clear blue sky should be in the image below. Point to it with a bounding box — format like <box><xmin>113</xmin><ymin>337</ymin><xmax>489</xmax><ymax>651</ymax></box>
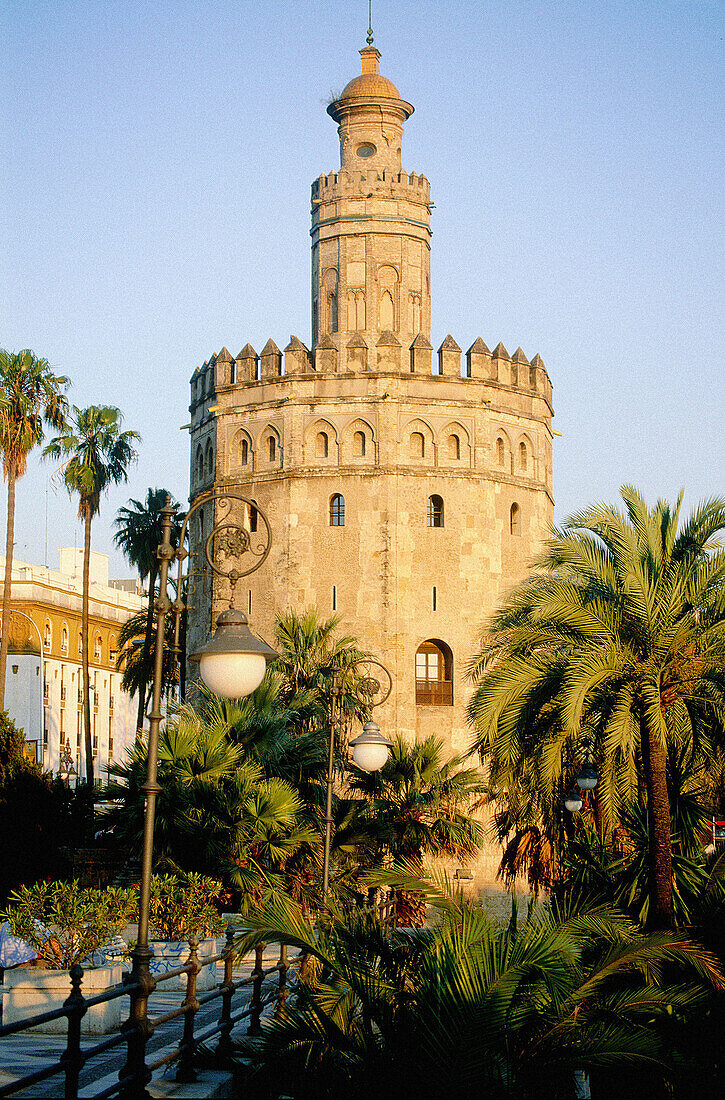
<box><xmin>2</xmin><ymin>0</ymin><xmax>723</xmax><ymax>577</ymax></box>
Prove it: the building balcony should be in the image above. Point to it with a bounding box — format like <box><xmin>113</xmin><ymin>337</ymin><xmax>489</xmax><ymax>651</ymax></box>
<box><xmin>415</xmin><ymin>679</ymin><xmax>453</xmax><ymax>706</ymax></box>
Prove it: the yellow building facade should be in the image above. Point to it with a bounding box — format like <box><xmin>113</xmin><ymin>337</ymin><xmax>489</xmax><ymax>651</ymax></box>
<box><xmin>187</xmin><ymin>44</ymin><xmax>554</xmax><ymax>762</ymax></box>
<box><xmin>1</xmin><ymin>549</ymin><xmax>144</xmax><ymax>778</ymax></box>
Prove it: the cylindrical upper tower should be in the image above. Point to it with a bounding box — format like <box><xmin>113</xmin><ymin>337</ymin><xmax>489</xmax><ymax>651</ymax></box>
<box><xmin>311</xmin><ymin>46</ymin><xmax>432</xmax><ymax>366</ymax></box>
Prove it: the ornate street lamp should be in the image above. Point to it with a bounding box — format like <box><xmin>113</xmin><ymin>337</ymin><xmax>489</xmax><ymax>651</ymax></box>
<box><xmin>564</xmin><ymin>787</ymin><xmax>584</xmax><ymax>814</ymax></box>
<box><xmin>124</xmin><ymin>488</ymin><xmax>277</xmax><ymax>1085</ymax></box>
<box><xmin>322</xmin><ymin>659</ymin><xmax>393</xmax><ymax>901</ymax></box>
<box><xmin>575</xmin><ymin>760</ymin><xmax>599</xmax><ymax>791</ymax></box>
<box><xmin>350</xmin><ymin>720</ymin><xmax>393</xmax><ymax>773</ymax></box>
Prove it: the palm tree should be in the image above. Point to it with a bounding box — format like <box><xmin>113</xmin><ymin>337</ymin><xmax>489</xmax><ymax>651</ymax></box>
<box><xmin>468</xmin><ymin>486</ymin><xmax>725</xmax><ymax>929</ymax></box>
<box><xmin>273</xmin><ymin>608</ymin><xmax>371</xmax><ymax>740</ymax></box>
<box><xmin>114</xmin><ymin>489</ymin><xmax>182</xmax><ymax>733</ymax></box>
<box><xmin>116</xmin><ymin>606</ymin><xmax>179</xmax><ymax>721</ymax></box>
<box><xmin>349</xmin><ymin>735</ymin><xmax>485</xmax><ymax>924</ymax></box>
<box><xmin>0</xmin><ymin>349</ymin><xmax>68</xmax><ymax>708</ymax></box>
<box><xmin>236</xmin><ymin>878</ymin><xmax>722</xmax><ymax>1100</ymax></box>
<box><xmin>103</xmin><ymin>698</ymin><xmax>318</xmax><ymax>903</ymax></box>
<box><xmin>43</xmin><ymin>406</ymin><xmax>140</xmax><ymax>785</ymax></box>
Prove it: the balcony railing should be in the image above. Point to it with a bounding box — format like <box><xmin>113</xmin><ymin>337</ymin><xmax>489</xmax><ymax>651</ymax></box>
<box><xmin>0</xmin><ymin>936</ymin><xmax>298</xmax><ymax>1098</ymax></box>
<box><xmin>415</xmin><ymin>678</ymin><xmax>453</xmax><ymax>706</ymax></box>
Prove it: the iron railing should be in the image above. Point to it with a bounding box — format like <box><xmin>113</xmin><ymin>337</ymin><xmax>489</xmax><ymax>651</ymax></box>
<box><xmin>414</xmin><ymin>678</ymin><xmax>453</xmax><ymax>706</ymax></box>
<box><xmin>0</xmin><ymin>932</ymin><xmax>298</xmax><ymax>1099</ymax></box>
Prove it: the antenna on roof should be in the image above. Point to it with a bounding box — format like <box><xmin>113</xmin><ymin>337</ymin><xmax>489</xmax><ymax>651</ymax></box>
<box><xmin>367</xmin><ymin>0</ymin><xmax>374</xmax><ymax>45</ymax></box>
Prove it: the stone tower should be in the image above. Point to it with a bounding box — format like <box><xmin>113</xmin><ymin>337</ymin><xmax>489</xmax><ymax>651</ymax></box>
<box><xmin>312</xmin><ymin>46</ymin><xmax>431</xmax><ymax>359</ymax></box>
<box><xmin>188</xmin><ymin>43</ymin><xmax>554</xmax><ymax>758</ymax></box>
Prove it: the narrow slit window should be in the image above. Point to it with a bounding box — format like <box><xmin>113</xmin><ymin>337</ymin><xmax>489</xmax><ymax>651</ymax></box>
<box><xmin>268</xmin><ymin>436</ymin><xmax>276</xmax><ymax>462</ymax></box>
<box><xmin>519</xmin><ymin>441</ymin><xmax>528</xmax><ymax>472</ymax></box>
<box><xmin>248</xmin><ymin>589</ymin><xmax>252</xmax><ymax>615</ymax></box>
<box><xmin>432</xmin><ymin>586</ymin><xmax>437</xmax><ymax>611</ymax></box>
<box><xmin>240</xmin><ymin>438</ymin><xmax>249</xmax><ymax>465</ymax></box>
<box><xmin>510</xmin><ymin>502</ymin><xmax>521</xmax><ymax>535</ymax></box>
<box><xmin>332</xmin><ymin>585</ymin><xmax>337</xmax><ymax>611</ymax></box>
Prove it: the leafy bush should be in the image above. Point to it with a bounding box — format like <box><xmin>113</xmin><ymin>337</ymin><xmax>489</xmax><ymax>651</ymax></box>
<box><xmin>148</xmin><ymin>873</ymin><xmax>225</xmax><ymax>942</ymax></box>
<box><xmin>1</xmin><ymin>880</ymin><xmax>135</xmax><ymax>969</ymax></box>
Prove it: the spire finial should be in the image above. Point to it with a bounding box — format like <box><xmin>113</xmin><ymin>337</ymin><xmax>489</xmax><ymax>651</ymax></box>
<box><xmin>367</xmin><ymin>0</ymin><xmax>374</xmax><ymax>45</ymax></box>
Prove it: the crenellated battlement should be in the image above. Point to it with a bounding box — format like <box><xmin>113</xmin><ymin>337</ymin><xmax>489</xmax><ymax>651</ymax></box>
<box><xmin>312</xmin><ymin>169</ymin><xmax>431</xmax><ymax>203</ymax></box>
<box><xmin>188</xmin><ymin>331</ymin><xmax>553</xmax><ymax>412</ymax></box>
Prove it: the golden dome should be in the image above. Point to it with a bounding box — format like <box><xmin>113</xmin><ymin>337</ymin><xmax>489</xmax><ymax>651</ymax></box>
<box><xmin>338</xmin><ymin>71</ymin><xmax>403</xmax><ymax>102</ymax></box>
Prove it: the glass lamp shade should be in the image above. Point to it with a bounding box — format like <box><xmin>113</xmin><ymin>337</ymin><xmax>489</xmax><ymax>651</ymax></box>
<box><xmin>350</xmin><ymin>720</ymin><xmax>393</xmax><ymax>773</ymax></box>
<box><xmin>564</xmin><ymin>788</ymin><xmax>584</xmax><ymax>813</ymax></box>
<box><xmin>190</xmin><ymin>609</ymin><xmax>278</xmax><ymax>699</ymax></box>
<box><xmin>576</xmin><ymin>761</ymin><xmax>598</xmax><ymax>791</ymax></box>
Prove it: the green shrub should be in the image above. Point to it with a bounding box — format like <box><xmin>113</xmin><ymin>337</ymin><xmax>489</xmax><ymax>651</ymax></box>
<box><xmin>1</xmin><ymin>880</ymin><xmax>135</xmax><ymax>970</ymax></box>
<box><xmin>148</xmin><ymin>873</ymin><xmax>225</xmax><ymax>942</ymax></box>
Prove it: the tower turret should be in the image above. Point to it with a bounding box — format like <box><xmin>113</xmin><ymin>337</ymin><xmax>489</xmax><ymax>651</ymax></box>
<box><xmin>311</xmin><ymin>45</ymin><xmax>432</xmax><ymax>366</ymax></box>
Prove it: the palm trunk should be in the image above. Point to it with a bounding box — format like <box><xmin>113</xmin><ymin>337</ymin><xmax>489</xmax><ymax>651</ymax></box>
<box><xmin>641</xmin><ymin>714</ymin><xmax>673</xmax><ymax>930</ymax></box>
<box><xmin>136</xmin><ymin>561</ymin><xmax>157</xmax><ymax>734</ymax></box>
<box><xmin>0</xmin><ymin>464</ymin><xmax>17</xmax><ymax>711</ymax></box>
<box><xmin>82</xmin><ymin>507</ymin><xmax>93</xmax><ymax>788</ymax></box>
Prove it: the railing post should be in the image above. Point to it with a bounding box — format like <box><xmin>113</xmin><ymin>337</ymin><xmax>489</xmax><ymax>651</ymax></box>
<box><xmin>62</xmin><ymin>964</ymin><xmax>86</xmax><ymax>1100</ymax></box>
<box><xmin>119</xmin><ymin>947</ymin><xmax>156</xmax><ymax>1098</ymax></box>
<box><xmin>247</xmin><ymin>942</ymin><xmax>265</xmax><ymax>1035</ymax></box>
<box><xmin>276</xmin><ymin>943</ymin><xmax>288</xmax><ymax>1014</ymax></box>
<box><xmin>216</xmin><ymin>925</ymin><xmax>236</xmax><ymax>1062</ymax></box>
<box><xmin>176</xmin><ymin>938</ymin><xmax>201</xmax><ymax>1083</ymax></box>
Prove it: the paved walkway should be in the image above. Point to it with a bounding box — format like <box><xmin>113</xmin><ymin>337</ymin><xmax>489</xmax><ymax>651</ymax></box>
<box><xmin>0</xmin><ymin>947</ymin><xmax>284</xmax><ymax>1098</ymax></box>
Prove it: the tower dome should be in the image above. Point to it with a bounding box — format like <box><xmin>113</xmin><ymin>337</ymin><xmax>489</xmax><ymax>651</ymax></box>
<box><xmin>327</xmin><ymin>46</ymin><xmax>414</xmax><ymax>173</ymax></box>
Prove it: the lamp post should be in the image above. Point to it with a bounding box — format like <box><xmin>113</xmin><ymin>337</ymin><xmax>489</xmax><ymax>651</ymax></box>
<box><xmin>124</xmin><ymin>488</ymin><xmax>277</xmax><ymax>1089</ymax></box>
<box><xmin>564</xmin><ymin>738</ymin><xmax>599</xmax><ymax>814</ymax></box>
<box><xmin>322</xmin><ymin>659</ymin><xmax>393</xmax><ymax>902</ymax></box>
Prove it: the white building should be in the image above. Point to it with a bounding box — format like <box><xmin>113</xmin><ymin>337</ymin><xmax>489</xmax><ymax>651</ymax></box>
<box><xmin>0</xmin><ymin>549</ymin><xmax>145</xmax><ymax>781</ymax></box>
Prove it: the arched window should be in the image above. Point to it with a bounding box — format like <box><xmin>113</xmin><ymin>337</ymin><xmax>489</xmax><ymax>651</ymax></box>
<box><xmin>378</xmin><ymin>265</ymin><xmax>398</xmax><ymax>330</ymax></box>
<box><xmin>316</xmin><ymin>431</ymin><xmax>329</xmax><ymax>459</ymax></box>
<box><xmin>196</xmin><ymin>445</ymin><xmax>204</xmax><ymax>482</ymax></box>
<box><xmin>44</xmin><ymin>621</ymin><xmax>51</xmax><ymax>650</ymax></box>
<box><xmin>447</xmin><ymin>434</ymin><xmax>460</xmax><ymax>461</ymax></box>
<box><xmin>353</xmin><ymin>431</ymin><xmax>366</xmax><ymax>457</ymax></box>
<box><xmin>410</xmin><ymin>431</ymin><xmax>425</xmax><ymax>459</ymax></box>
<box><xmin>415</xmin><ymin>640</ymin><xmax>453</xmax><ymax>705</ymax></box>
<box><xmin>248</xmin><ymin>500</ymin><xmax>258</xmax><ymax>534</ymax></box>
<box><xmin>519</xmin><ymin>441</ymin><xmax>528</xmax><ymax>472</ymax></box>
<box><xmin>510</xmin><ymin>502</ymin><xmax>521</xmax><ymax>535</ymax></box>
<box><xmin>330</xmin><ymin>494</ymin><xmax>345</xmax><ymax>527</ymax></box>
<box><xmin>240</xmin><ymin>438</ymin><xmax>249</xmax><ymax>465</ymax></box>
<box><xmin>427</xmin><ymin>495</ymin><xmax>444</xmax><ymax>528</ymax></box>
<box><xmin>61</xmin><ymin>625</ymin><xmax>68</xmax><ymax>656</ymax></box>
<box><xmin>205</xmin><ymin>442</ymin><xmax>214</xmax><ymax>477</ymax></box>
<box><xmin>328</xmin><ymin>291</ymin><xmax>338</xmax><ymax>333</ymax></box>
<box><xmin>78</xmin><ymin>630</ymin><xmax>83</xmax><ymax>656</ymax></box>
<box><xmin>268</xmin><ymin>436</ymin><xmax>276</xmax><ymax>463</ymax></box>
<box><xmin>496</xmin><ymin>437</ymin><xmax>505</xmax><ymax>466</ymax></box>
<box><xmin>94</xmin><ymin>633</ymin><xmax>102</xmax><ymax>662</ymax></box>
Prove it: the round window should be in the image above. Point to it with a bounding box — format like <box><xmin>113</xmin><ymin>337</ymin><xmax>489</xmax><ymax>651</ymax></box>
<box><xmin>357</xmin><ymin>143</ymin><xmax>376</xmax><ymax>158</ymax></box>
